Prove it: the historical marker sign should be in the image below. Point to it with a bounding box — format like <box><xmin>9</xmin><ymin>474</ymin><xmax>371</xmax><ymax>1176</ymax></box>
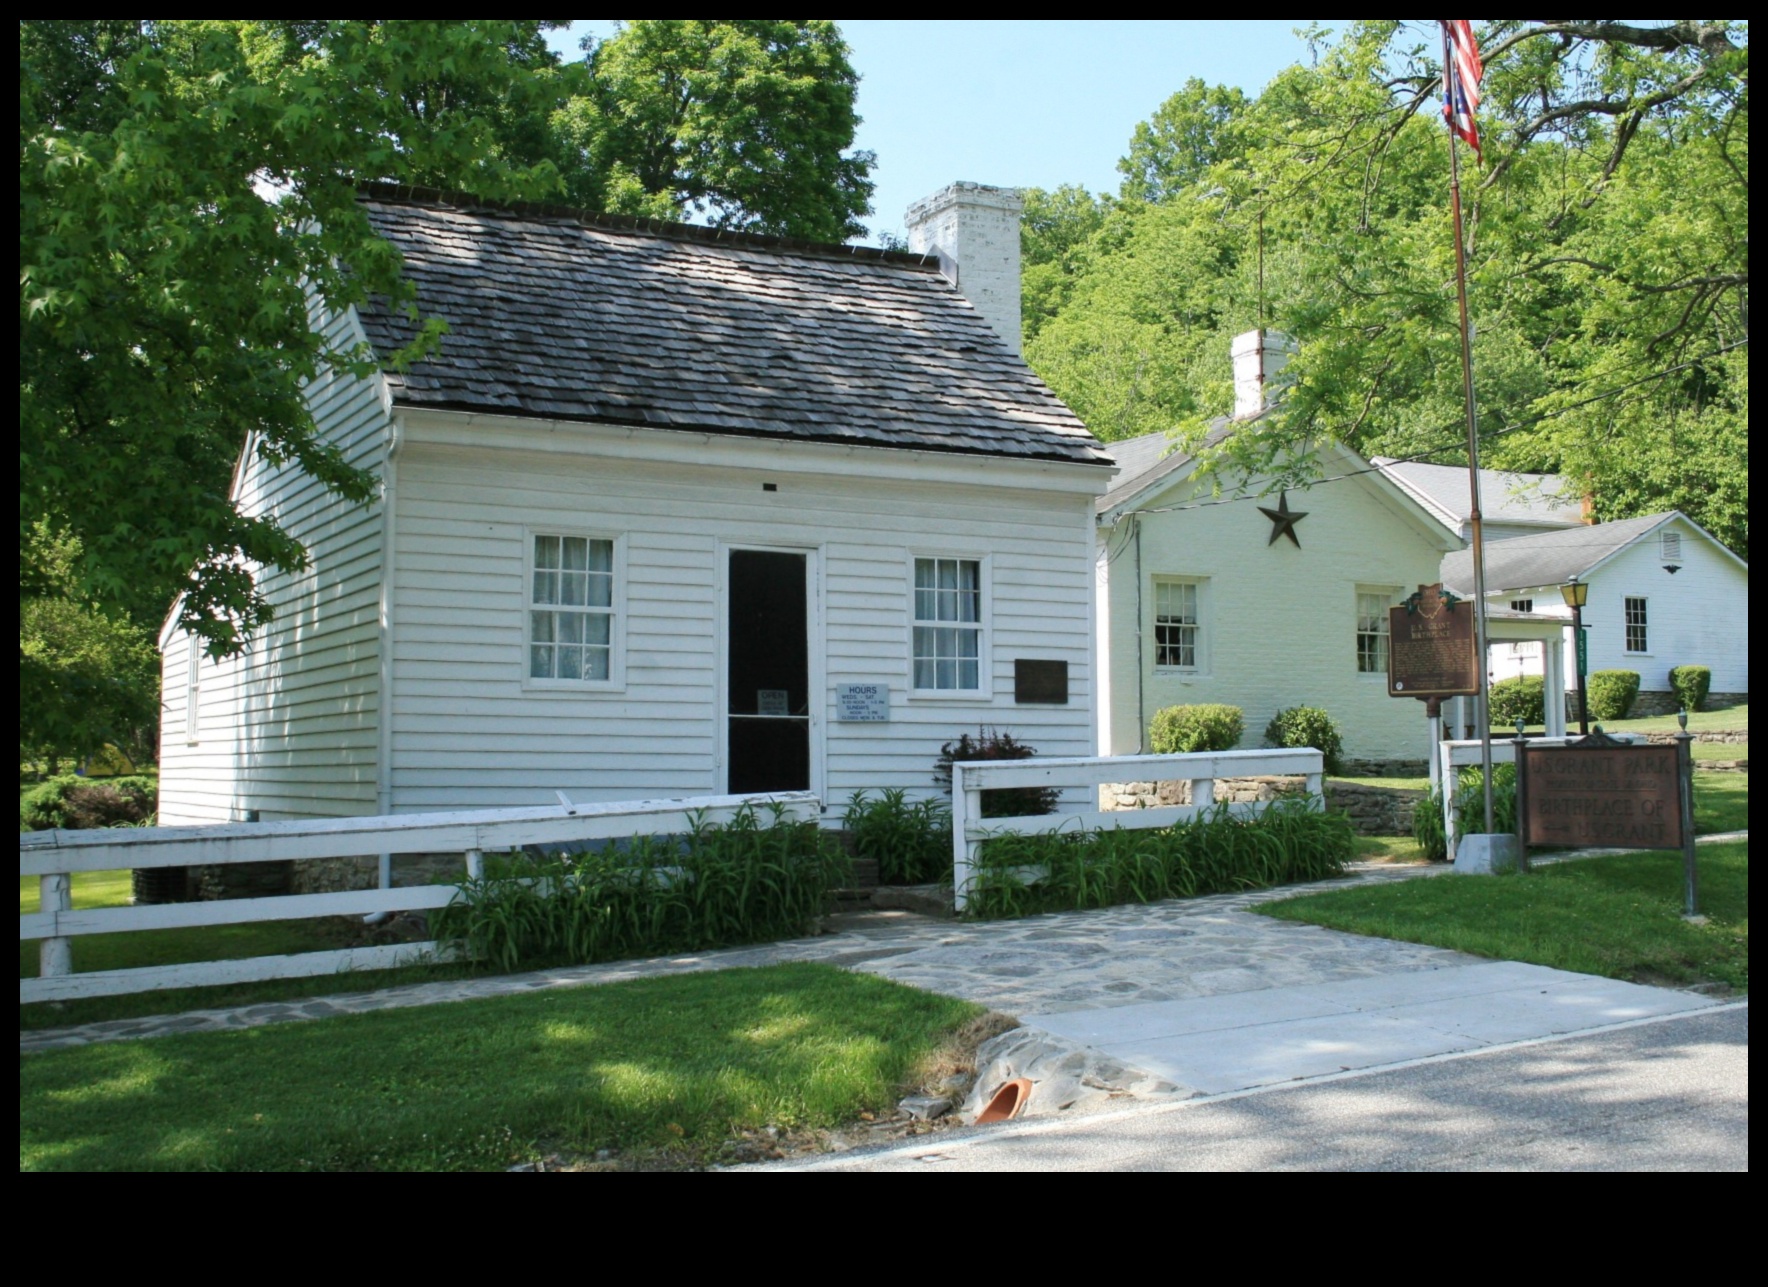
<box><xmin>1387</xmin><ymin>583</ymin><xmax>1478</xmax><ymax>697</ymax></box>
<box><xmin>1520</xmin><ymin>743</ymin><xmax>1683</xmax><ymax>849</ymax></box>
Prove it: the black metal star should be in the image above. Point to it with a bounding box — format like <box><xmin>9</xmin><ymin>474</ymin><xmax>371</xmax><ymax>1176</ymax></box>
<box><xmin>1259</xmin><ymin>491</ymin><xmax>1308</xmax><ymax>547</ymax></box>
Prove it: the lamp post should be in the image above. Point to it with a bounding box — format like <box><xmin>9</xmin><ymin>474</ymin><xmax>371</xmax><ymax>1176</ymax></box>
<box><xmin>1561</xmin><ymin>577</ymin><xmax>1590</xmax><ymax>736</ymax></box>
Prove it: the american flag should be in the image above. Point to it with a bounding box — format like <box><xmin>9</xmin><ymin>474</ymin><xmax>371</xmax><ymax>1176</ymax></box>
<box><xmin>1443</xmin><ymin>20</ymin><xmax>1483</xmax><ymax>158</ymax></box>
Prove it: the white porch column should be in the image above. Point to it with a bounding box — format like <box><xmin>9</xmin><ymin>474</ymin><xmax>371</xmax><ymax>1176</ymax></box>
<box><xmin>1544</xmin><ymin>633</ymin><xmax>1567</xmax><ymax>738</ymax></box>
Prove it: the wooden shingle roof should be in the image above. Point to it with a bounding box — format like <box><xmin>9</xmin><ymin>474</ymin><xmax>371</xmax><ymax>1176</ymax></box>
<box><xmin>355</xmin><ymin>188</ymin><xmax>1108</xmax><ymax>466</ymax></box>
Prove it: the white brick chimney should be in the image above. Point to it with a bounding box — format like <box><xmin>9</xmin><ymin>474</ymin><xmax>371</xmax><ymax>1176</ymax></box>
<box><xmin>1231</xmin><ymin>328</ymin><xmax>1296</xmax><ymax>420</ymax></box>
<box><xmin>905</xmin><ymin>182</ymin><xmax>1024</xmax><ymax>355</ymax></box>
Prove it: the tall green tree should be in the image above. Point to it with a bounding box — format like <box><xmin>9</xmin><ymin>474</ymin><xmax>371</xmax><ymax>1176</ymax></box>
<box><xmin>1023</xmin><ymin>21</ymin><xmax>1749</xmax><ymax>556</ymax></box>
<box><xmin>550</xmin><ymin>20</ymin><xmax>875</xmax><ymax>241</ymax></box>
<box><xmin>21</xmin><ymin>20</ymin><xmax>571</xmax><ymax>655</ymax></box>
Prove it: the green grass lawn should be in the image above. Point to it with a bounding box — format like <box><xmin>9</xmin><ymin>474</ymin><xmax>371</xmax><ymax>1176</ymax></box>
<box><xmin>1261</xmin><ymin>840</ymin><xmax>1748</xmax><ymax>993</ymax></box>
<box><xmin>1694</xmin><ymin>771</ymin><xmax>1748</xmax><ymax>834</ymax></box>
<box><xmin>19</xmin><ymin>962</ymin><xmax>982</xmax><ymax>1172</ymax></box>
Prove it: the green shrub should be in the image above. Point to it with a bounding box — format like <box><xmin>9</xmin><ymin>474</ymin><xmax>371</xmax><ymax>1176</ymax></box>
<box><xmin>1488</xmin><ymin>675</ymin><xmax>1545</xmax><ymax>728</ymax></box>
<box><xmin>1263</xmin><ymin>706</ymin><xmax>1344</xmax><ymax>775</ymax></box>
<box><xmin>843</xmin><ymin>788</ymin><xmax>950</xmax><ymax>886</ymax></box>
<box><xmin>1414</xmin><ymin>789</ymin><xmax>1448</xmax><ymax>862</ymax></box>
<box><xmin>1668</xmin><ymin>665</ymin><xmax>1712</xmax><ymax>713</ymax></box>
<box><xmin>1148</xmin><ymin>703</ymin><xmax>1243</xmax><ymax>754</ymax></box>
<box><xmin>967</xmin><ymin>797</ymin><xmax>1353</xmax><ymax>919</ymax></box>
<box><xmin>1452</xmin><ymin>762</ymin><xmax>1517</xmax><ymax>836</ymax></box>
<box><xmin>1587</xmin><ymin>670</ymin><xmax>1641</xmax><ymax>722</ymax></box>
<box><xmin>432</xmin><ymin>802</ymin><xmax>847</xmax><ymax>972</ymax></box>
<box><xmin>934</xmin><ymin>728</ymin><xmax>1059</xmax><ymax>818</ymax></box>
<box><xmin>20</xmin><ymin>775</ymin><xmax>157</xmax><ymax>831</ymax></box>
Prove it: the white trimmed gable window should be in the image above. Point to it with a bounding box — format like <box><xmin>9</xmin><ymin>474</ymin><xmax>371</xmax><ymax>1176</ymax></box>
<box><xmin>1154</xmin><ymin>578</ymin><xmax>1202</xmax><ymax>669</ymax></box>
<box><xmin>1625</xmin><ymin>596</ymin><xmax>1649</xmax><ymax>653</ymax></box>
<box><xmin>913</xmin><ymin>557</ymin><xmax>982</xmax><ymax>691</ymax></box>
<box><xmin>1356</xmin><ymin>589</ymin><xmax>1393</xmax><ymax>673</ymax></box>
<box><xmin>185</xmin><ymin>635</ymin><xmax>201</xmax><ymax>745</ymax></box>
<box><xmin>530</xmin><ymin>535</ymin><xmax>616</xmax><ymax>682</ymax></box>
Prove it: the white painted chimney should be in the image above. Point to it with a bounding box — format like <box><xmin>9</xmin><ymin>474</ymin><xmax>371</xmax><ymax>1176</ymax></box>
<box><xmin>1231</xmin><ymin>328</ymin><xmax>1296</xmax><ymax>420</ymax></box>
<box><xmin>905</xmin><ymin>182</ymin><xmax>1024</xmax><ymax>356</ymax></box>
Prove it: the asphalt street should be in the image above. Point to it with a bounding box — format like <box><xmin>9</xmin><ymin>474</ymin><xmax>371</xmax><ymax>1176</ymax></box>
<box><xmin>779</xmin><ymin>1003</ymin><xmax>1749</xmax><ymax>1172</ymax></box>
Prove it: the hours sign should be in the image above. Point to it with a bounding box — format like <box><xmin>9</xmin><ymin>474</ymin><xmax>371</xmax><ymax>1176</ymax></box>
<box><xmin>1387</xmin><ymin>583</ymin><xmax>1478</xmax><ymax>697</ymax></box>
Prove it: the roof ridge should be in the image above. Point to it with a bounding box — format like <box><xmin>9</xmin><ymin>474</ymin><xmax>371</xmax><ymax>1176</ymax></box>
<box><xmin>355</xmin><ymin>182</ymin><xmax>942</xmax><ymax>270</ymax></box>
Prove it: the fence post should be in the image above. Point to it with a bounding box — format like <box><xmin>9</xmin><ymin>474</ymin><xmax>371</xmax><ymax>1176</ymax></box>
<box><xmin>1441</xmin><ymin>742</ymin><xmax>1459</xmax><ymax>861</ymax></box>
<box><xmin>1190</xmin><ymin>776</ymin><xmax>1215</xmax><ymax>810</ymax></box>
<box><xmin>954</xmin><ymin>763</ymin><xmax>983</xmax><ymax>912</ymax></box>
<box><xmin>1305</xmin><ymin>766</ymin><xmax>1324</xmax><ymax>808</ymax></box>
<box><xmin>39</xmin><ymin>873</ymin><xmax>72</xmax><ymax>978</ymax></box>
<box><xmin>465</xmin><ymin>848</ymin><xmax>484</xmax><ymax>881</ymax></box>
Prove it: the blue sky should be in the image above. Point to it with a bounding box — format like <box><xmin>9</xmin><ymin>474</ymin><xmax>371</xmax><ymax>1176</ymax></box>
<box><xmin>548</xmin><ymin>21</ymin><xmax>1346</xmax><ymax>244</ymax></box>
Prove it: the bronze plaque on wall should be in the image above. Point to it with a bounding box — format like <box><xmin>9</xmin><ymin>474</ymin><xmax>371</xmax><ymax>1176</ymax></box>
<box><xmin>1387</xmin><ymin>585</ymin><xmax>1478</xmax><ymax>697</ymax></box>
<box><xmin>1014</xmin><ymin>659</ymin><xmax>1068</xmax><ymax>704</ymax></box>
<box><xmin>1521</xmin><ymin>744</ymin><xmax>1682</xmax><ymax>849</ymax></box>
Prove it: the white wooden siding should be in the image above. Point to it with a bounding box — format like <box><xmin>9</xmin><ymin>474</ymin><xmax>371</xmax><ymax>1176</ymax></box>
<box><xmin>387</xmin><ymin>434</ymin><xmax>1100</xmax><ymax>811</ymax></box>
<box><xmin>157</xmin><ymin>306</ymin><xmax>388</xmax><ymax>823</ymax></box>
<box><xmin>1572</xmin><ymin>519</ymin><xmax>1749</xmax><ymax>694</ymax></box>
<box><xmin>1100</xmin><ymin>466</ymin><xmax>1457</xmax><ymax>762</ymax></box>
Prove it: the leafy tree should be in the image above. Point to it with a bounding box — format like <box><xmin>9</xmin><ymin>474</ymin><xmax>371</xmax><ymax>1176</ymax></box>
<box><xmin>550</xmin><ymin>20</ymin><xmax>875</xmax><ymax>241</ymax></box>
<box><xmin>1117</xmin><ymin>78</ymin><xmax>1251</xmax><ymax>203</ymax></box>
<box><xmin>1023</xmin><ymin>21</ymin><xmax>1748</xmax><ymax>555</ymax></box>
<box><xmin>21</xmin><ymin>20</ymin><xmax>571</xmax><ymax>654</ymax></box>
<box><xmin>20</xmin><ymin>525</ymin><xmax>160</xmax><ymax>772</ymax></box>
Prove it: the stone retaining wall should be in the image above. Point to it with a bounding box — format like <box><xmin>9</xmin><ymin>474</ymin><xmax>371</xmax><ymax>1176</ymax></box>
<box><xmin>1340</xmin><ymin>758</ymin><xmax>1429</xmax><ymax>778</ymax></box>
<box><xmin>1325</xmin><ymin>783</ymin><xmax>1425</xmax><ymax>836</ymax></box>
<box><xmin>1101</xmin><ymin>776</ymin><xmax>1306</xmax><ymax>811</ymax></box>
<box><xmin>1638</xmin><ymin>729</ymin><xmax>1750</xmax><ymax>745</ymax></box>
<box><xmin>288</xmin><ymin>853</ymin><xmax>469</xmax><ymax>896</ymax></box>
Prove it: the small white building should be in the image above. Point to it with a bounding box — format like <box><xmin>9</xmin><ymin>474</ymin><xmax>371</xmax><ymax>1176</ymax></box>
<box><xmin>1095</xmin><ymin>332</ymin><xmax>1463</xmax><ymax>766</ymax></box>
<box><xmin>157</xmin><ymin>184</ymin><xmax>1113</xmax><ymax>824</ymax></box>
<box><xmin>1442</xmin><ymin>511</ymin><xmax>1750</xmax><ymax>718</ymax></box>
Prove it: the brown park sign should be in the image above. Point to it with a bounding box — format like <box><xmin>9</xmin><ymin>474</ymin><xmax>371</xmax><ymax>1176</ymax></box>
<box><xmin>1387</xmin><ymin>583</ymin><xmax>1478</xmax><ymax>698</ymax></box>
<box><xmin>1520</xmin><ymin>743</ymin><xmax>1683</xmax><ymax>850</ymax></box>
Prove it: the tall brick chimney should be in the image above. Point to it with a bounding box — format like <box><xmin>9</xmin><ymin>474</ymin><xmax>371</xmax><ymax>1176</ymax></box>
<box><xmin>1231</xmin><ymin>328</ymin><xmax>1296</xmax><ymax>420</ymax></box>
<box><xmin>905</xmin><ymin>182</ymin><xmax>1024</xmax><ymax>356</ymax></box>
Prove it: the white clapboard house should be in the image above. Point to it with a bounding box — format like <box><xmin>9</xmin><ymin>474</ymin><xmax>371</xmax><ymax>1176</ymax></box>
<box><xmin>1095</xmin><ymin>332</ymin><xmax>1464</xmax><ymax>766</ymax></box>
<box><xmin>1442</xmin><ymin>511</ymin><xmax>1750</xmax><ymax>717</ymax></box>
<box><xmin>158</xmin><ymin>183</ymin><xmax>1114</xmax><ymax>824</ymax></box>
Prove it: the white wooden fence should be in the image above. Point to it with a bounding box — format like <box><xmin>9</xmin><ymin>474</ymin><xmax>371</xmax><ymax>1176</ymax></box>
<box><xmin>950</xmin><ymin>750</ymin><xmax>1326</xmax><ymax>912</ymax></box>
<box><xmin>1436</xmin><ymin>735</ymin><xmax>1642</xmax><ymax>858</ymax></box>
<box><xmin>19</xmin><ymin>791</ymin><xmax>819</xmax><ymax>1004</ymax></box>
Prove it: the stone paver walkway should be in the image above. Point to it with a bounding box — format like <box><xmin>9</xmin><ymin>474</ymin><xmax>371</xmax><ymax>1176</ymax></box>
<box><xmin>23</xmin><ymin>862</ymin><xmax>1447</xmax><ymax>1054</ymax></box>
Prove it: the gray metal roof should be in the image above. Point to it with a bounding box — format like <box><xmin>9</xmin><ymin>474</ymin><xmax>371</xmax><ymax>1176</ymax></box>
<box><xmin>1096</xmin><ymin>423</ymin><xmax>1239</xmax><ymax>513</ymax></box>
<box><xmin>1371</xmin><ymin>457</ymin><xmax>1581</xmax><ymax>529</ymax></box>
<box><xmin>1440</xmin><ymin>512</ymin><xmax>1673</xmax><ymax>594</ymax></box>
<box><xmin>354</xmin><ymin>188</ymin><xmax>1109</xmax><ymax>466</ymax></box>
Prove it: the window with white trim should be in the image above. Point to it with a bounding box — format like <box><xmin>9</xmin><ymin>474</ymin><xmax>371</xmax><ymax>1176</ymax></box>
<box><xmin>1625</xmin><ymin>596</ymin><xmax>1649</xmax><ymax>653</ymax></box>
<box><xmin>1356</xmin><ymin>589</ymin><xmax>1393</xmax><ymax>673</ymax></box>
<box><xmin>185</xmin><ymin>635</ymin><xmax>201</xmax><ymax>745</ymax></box>
<box><xmin>529</xmin><ymin>534</ymin><xmax>615</xmax><ymax>682</ymax></box>
<box><xmin>912</xmin><ymin>557</ymin><xmax>982</xmax><ymax>691</ymax></box>
<box><xmin>1153</xmin><ymin>578</ymin><xmax>1203</xmax><ymax>669</ymax></box>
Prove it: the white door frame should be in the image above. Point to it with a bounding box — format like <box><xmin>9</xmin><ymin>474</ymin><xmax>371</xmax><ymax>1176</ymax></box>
<box><xmin>714</xmin><ymin>540</ymin><xmax>826</xmax><ymax>804</ymax></box>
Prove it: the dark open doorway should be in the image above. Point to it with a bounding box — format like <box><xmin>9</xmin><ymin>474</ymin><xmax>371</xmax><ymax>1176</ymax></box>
<box><xmin>727</xmin><ymin>549</ymin><xmax>810</xmax><ymax>794</ymax></box>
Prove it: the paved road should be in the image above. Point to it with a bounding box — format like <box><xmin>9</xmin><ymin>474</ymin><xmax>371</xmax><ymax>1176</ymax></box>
<box><xmin>778</xmin><ymin>1004</ymin><xmax>1749</xmax><ymax>1172</ymax></box>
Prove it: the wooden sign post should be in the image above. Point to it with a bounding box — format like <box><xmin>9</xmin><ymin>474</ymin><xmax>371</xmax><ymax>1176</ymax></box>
<box><xmin>1516</xmin><ymin>716</ymin><xmax>1701</xmax><ymax>917</ymax></box>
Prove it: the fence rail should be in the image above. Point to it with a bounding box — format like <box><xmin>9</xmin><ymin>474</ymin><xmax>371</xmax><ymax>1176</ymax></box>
<box><xmin>20</xmin><ymin>791</ymin><xmax>819</xmax><ymax>1004</ymax></box>
<box><xmin>950</xmin><ymin>750</ymin><xmax>1326</xmax><ymax>911</ymax></box>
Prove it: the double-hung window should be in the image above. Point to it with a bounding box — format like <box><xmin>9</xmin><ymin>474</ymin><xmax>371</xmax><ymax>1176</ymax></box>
<box><xmin>530</xmin><ymin>534</ymin><xmax>616</xmax><ymax>682</ymax></box>
<box><xmin>912</xmin><ymin>557</ymin><xmax>983</xmax><ymax>692</ymax></box>
<box><xmin>1625</xmin><ymin>596</ymin><xmax>1649</xmax><ymax>653</ymax></box>
<box><xmin>1356</xmin><ymin>589</ymin><xmax>1392</xmax><ymax>674</ymax></box>
<box><xmin>1154</xmin><ymin>579</ymin><xmax>1202</xmax><ymax>669</ymax></box>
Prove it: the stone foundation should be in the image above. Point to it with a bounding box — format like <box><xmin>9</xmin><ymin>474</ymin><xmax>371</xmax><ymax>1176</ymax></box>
<box><xmin>189</xmin><ymin>860</ymin><xmax>293</xmax><ymax>901</ymax></box>
<box><xmin>288</xmin><ymin>853</ymin><xmax>474</xmax><ymax>896</ymax></box>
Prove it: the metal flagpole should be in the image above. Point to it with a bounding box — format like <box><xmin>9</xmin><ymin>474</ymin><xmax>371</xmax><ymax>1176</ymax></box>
<box><xmin>1443</xmin><ymin>21</ymin><xmax>1495</xmax><ymax>833</ymax></box>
